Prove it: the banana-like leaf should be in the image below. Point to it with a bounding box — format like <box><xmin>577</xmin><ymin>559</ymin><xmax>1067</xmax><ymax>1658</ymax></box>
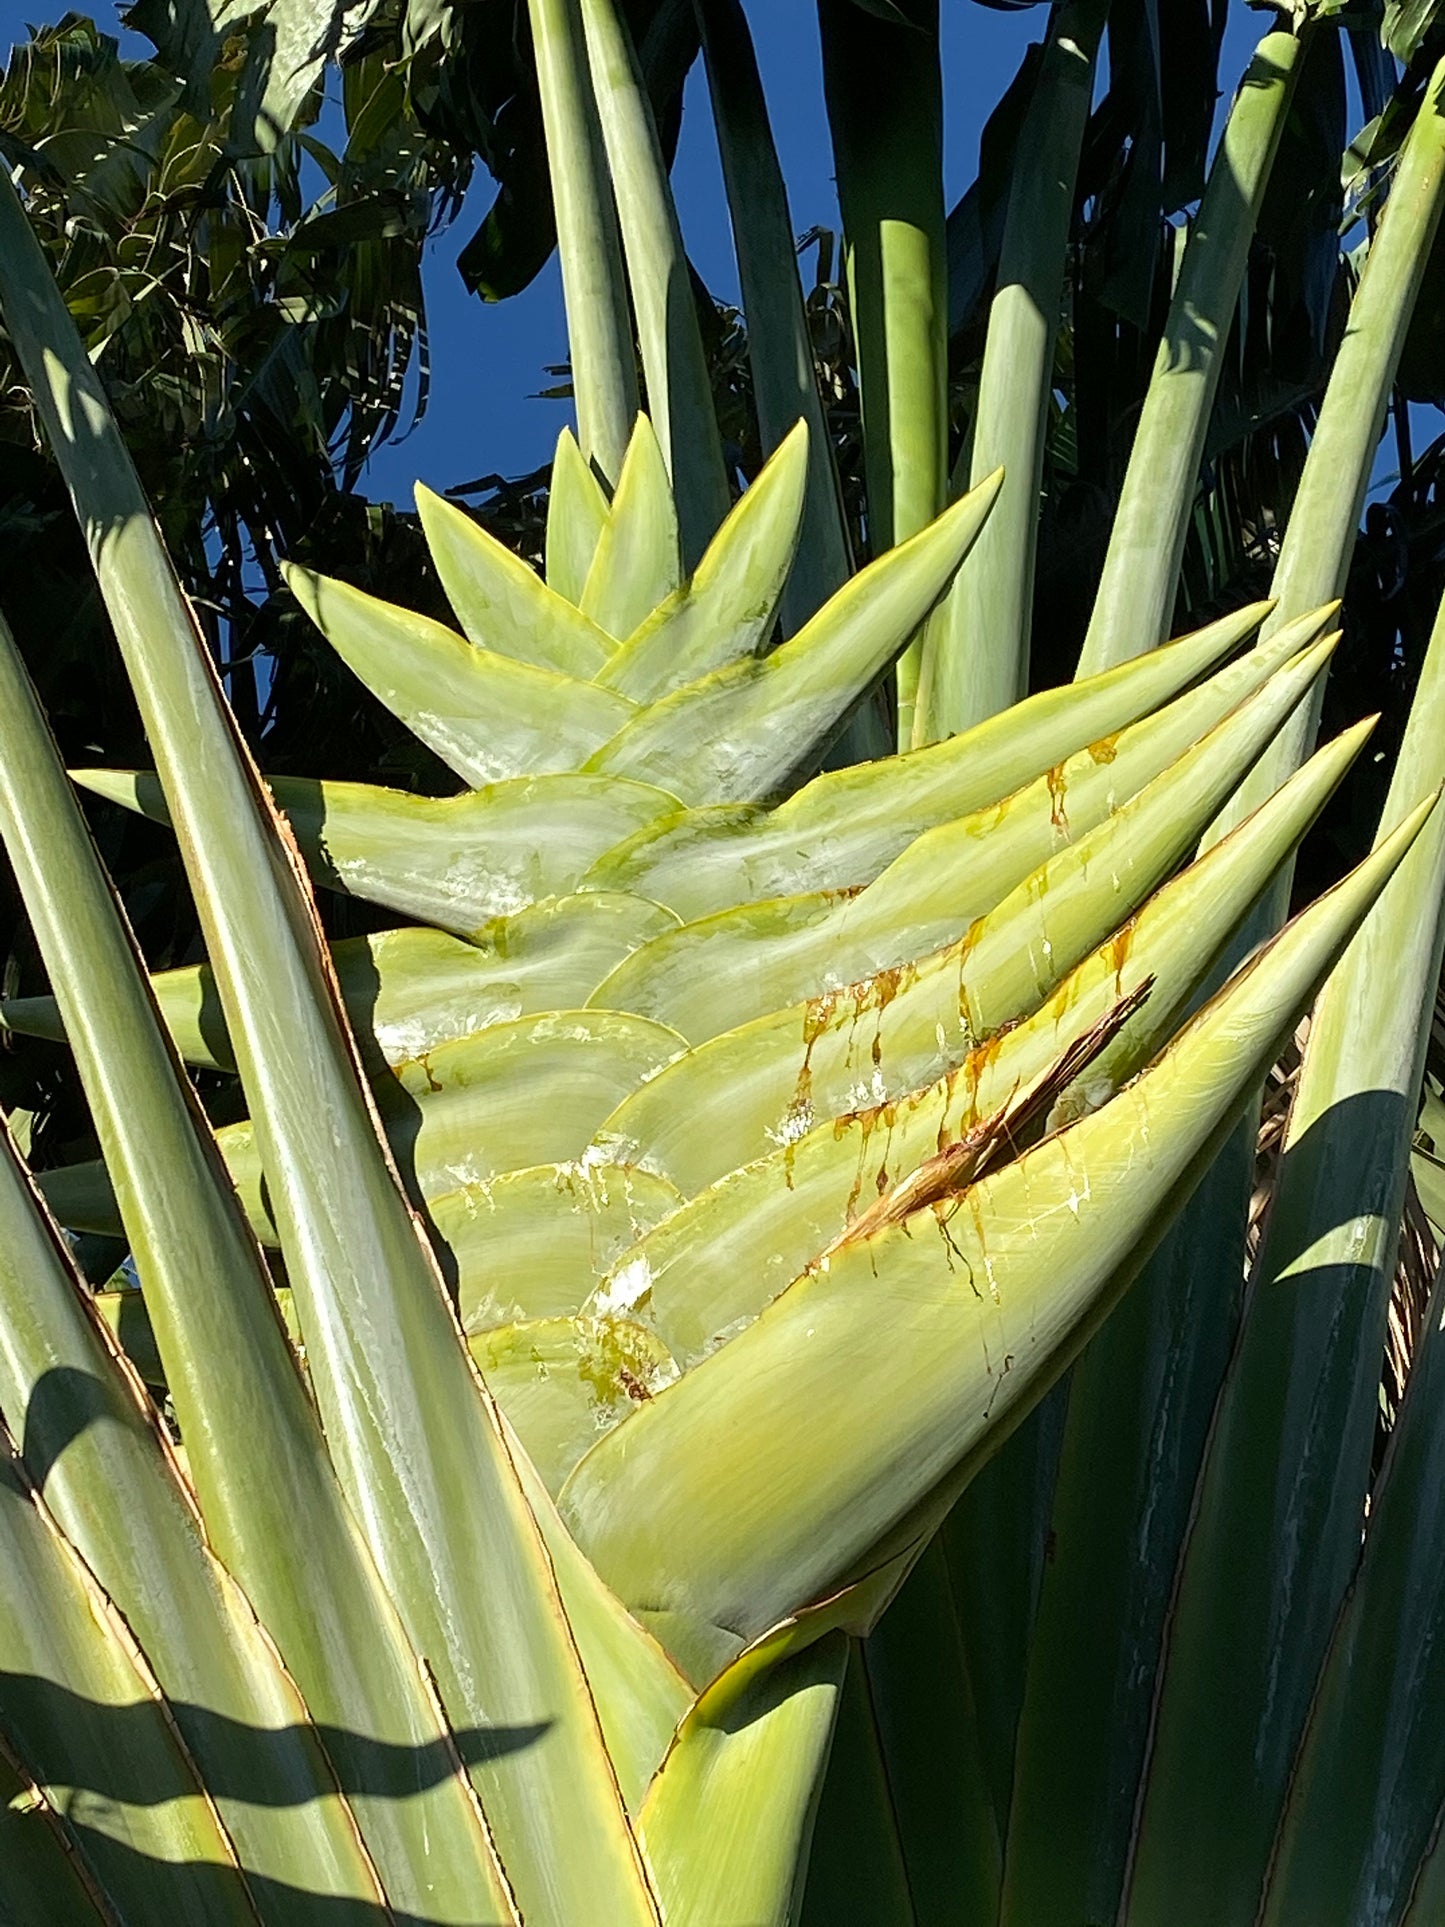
<box><xmin>472</xmin><ymin>1314</ymin><xmax>680</xmax><ymax>1492</ymax></box>
<box><xmin>1077</xmin><ymin>28</ymin><xmax>1303</xmax><ymax>676</ymax></box>
<box><xmin>591</xmin><ymin>625</ymin><xmax>1337</xmax><ymax>1042</ymax></box>
<box><xmin>1209</xmin><ymin>60</ymin><xmax>1445</xmax><ymax>857</ymax></box>
<box><xmin>0</xmin><ymin>607</ymin><xmax>514</xmax><ymax>1915</ymax></box>
<box><xmin>546</xmin><ymin>425</ymin><xmax>614</xmax><ymax>601</ymax></box>
<box><xmin>91</xmin><ymin>1286</ymin><xmax>169</xmax><ymax>1391</ymax></box>
<box><xmin>376</xmin><ymin>1006</ymin><xmax>686</xmax><ymax>1183</ymax></box>
<box><xmin>414</xmin><ymin>479</ymin><xmax>615</xmax><ymax>676</ymax></box>
<box><xmin>1125</xmin><ymin>585</ymin><xmax>1445</xmax><ymax>1918</ymax></box>
<box><xmin>527</xmin><ymin>0</ymin><xmax>638</xmax><ymax>479</ymax></box>
<box><xmin>846</xmin><ymin>1544</ymin><xmax>1002</xmax><ymax>1923</ymax></box>
<box><xmin>586</xmin><ymin>471</ymin><xmax>1004</xmax><ymax>805</ymax></box>
<box><xmin>32</xmin><ymin>1163</ymin><xmax>158</xmax><ymax>1244</ymax></box>
<box><xmin>285</xmin><ymin>563</ymin><xmax>637</xmax><ymax>787</ymax></box>
<box><xmin>86</xmin><ymin>1256</ymin><xmax>696</xmax><ymax>1825</ymax></box>
<box><xmin>7</xmin><ymin>12</ymin><xmax>1438</xmax><ymax>1905</ymax></box>
<box><xmin>1006</xmin><ymin>74</ymin><xmax>1445</xmax><ymax>1927</ymax></box>
<box><xmin>923</xmin><ymin>0</ymin><xmax>1103</xmax><ymax>737</ymax></box>
<box><xmin>437</xmin><ymin>993</ymin><xmax>1147</xmax><ymax>1501</ymax></box>
<box><xmin>935</xmin><ymin>1390</ymin><xmax>1066</xmax><ymax>1855</ymax></box>
<box><xmin>501</xmin><ymin>1418</ymin><xmax>693</xmax><ymax>1814</ymax></box>
<box><xmin>0</xmin><ymin>1117</ymin><xmax>386</xmax><ymax>1911</ymax></box>
<box><xmin>558</xmin><ymin>801</ymin><xmax>1434</xmax><ymax>1666</ymax></box>
<box><xmin>5</xmin><ymin>898</ymin><xmax>680</xmax><ymax>1075</ymax></box>
<box><xmin>74</xmin><ymin>767</ymin><xmax>681</xmax><ymax>933</ymax></box>
<box><xmin>797</xmin><ymin>1650</ymin><xmax>920</xmax><ymax>1927</ymax></box>
<box><xmin>997</xmin><ymin>1172</ymin><xmax>1249</xmax><ymax>1926</ymax></box>
<box><xmin>577</xmin><ymin>0</ymin><xmax>730</xmax><ymax>564</ymax></box>
<box><xmin>1255</xmin><ymin>1255</ymin><xmax>1445</xmax><ymax>1926</ymax></box>
<box><xmin>92</xmin><ymin>1157</ymin><xmax>682</xmax><ymax>1341</ymax></box>
<box><xmin>584</xmin><ymin>723</ymin><xmax>1369</xmax><ymax>1369</ymax></box>
<box><xmin>817</xmin><ymin>0</ymin><xmax>948</xmax><ymax>743</ymax></box>
<box><xmin>0</xmin><ymin>170</ymin><xmax>659</xmax><ymax>1923</ymax></box>
<box><xmin>597</xmin><ymin>420</ymin><xmax>809</xmax><ymax>700</ymax></box>
<box><xmin>581</xmin><ymin>413</ymin><xmax>683</xmax><ymax>640</ymax></box>
<box><xmin>583</xmin><ymin>599</ymin><xmax>1282</xmax><ymax>917</ymax></box>
<box><xmin>0</xmin><ymin>1749</ymin><xmax>103</xmax><ymax>1925</ymax></box>
<box><xmin>0</xmin><ymin>1426</ymin><xmax>253</xmax><ymax>1921</ymax></box>
<box><xmin>637</xmin><ymin>1626</ymin><xmax>850</xmax><ymax>1927</ymax></box>
<box><xmin>695</xmin><ymin>0</ymin><xmax>853</xmax><ymax>644</ymax></box>
<box><xmin>597</xmin><ymin>644</ymin><xmax>1343</xmax><ymax>1196</ymax></box>
<box><xmin>86</xmin><ymin>1273</ymin><xmax>700</xmax><ymax>1826</ymax></box>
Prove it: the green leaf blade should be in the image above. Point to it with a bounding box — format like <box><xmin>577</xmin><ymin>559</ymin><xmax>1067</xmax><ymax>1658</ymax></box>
<box><xmin>0</xmin><ymin>172</ymin><xmax>656</xmax><ymax>1924</ymax></box>
<box><xmin>546</xmin><ymin>425</ymin><xmax>614</xmax><ymax>601</ymax></box>
<box><xmin>1123</xmin><ymin>586</ymin><xmax>1445</xmax><ymax>1919</ymax></box>
<box><xmin>0</xmin><ymin>1119</ymin><xmax>386</xmax><ymax>1914</ymax></box>
<box><xmin>590</xmin><ymin>619</ymin><xmax>1338</xmax><ymax>1044</ymax></box>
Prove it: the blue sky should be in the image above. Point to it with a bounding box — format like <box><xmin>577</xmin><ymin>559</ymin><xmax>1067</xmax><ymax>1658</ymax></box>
<box><xmin>366</xmin><ymin>1</ymin><xmax>1055</xmax><ymax>499</ymax></box>
<box><xmin>0</xmin><ymin>0</ymin><xmax>1273</xmax><ymax>503</ymax></box>
<box><xmin>363</xmin><ymin>1</ymin><xmax>1264</xmax><ymax>502</ymax></box>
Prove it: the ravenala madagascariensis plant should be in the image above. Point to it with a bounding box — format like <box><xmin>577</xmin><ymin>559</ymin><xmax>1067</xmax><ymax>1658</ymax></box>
<box><xmin>5</xmin><ymin>0</ymin><xmax>1445</xmax><ymax>1921</ymax></box>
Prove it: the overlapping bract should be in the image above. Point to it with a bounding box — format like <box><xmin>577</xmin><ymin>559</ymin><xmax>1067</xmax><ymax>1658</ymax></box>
<box><xmin>0</xmin><ymin>384</ymin><xmax>1431</xmax><ymax>1916</ymax></box>
<box><xmin>6</xmin><ymin>410</ymin><xmax>1408</xmax><ymax>1557</ymax></box>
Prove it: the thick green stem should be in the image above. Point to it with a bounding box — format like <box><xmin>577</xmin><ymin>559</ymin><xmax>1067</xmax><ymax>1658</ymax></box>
<box><xmin>818</xmin><ymin>0</ymin><xmax>947</xmax><ymax>749</ymax></box>
<box><xmin>1209</xmin><ymin>58</ymin><xmax>1445</xmax><ymax>855</ymax></box>
<box><xmin>698</xmin><ymin>0</ymin><xmax>889</xmax><ymax>762</ymax></box>
<box><xmin>0</xmin><ymin>168</ymin><xmax>657</xmax><ymax>1926</ymax></box>
<box><xmin>0</xmin><ymin>535</ymin><xmax>512</xmax><ymax>1921</ymax></box>
<box><xmin>915</xmin><ymin>0</ymin><xmax>1106</xmax><ymax>743</ymax></box>
<box><xmin>1127</xmin><ymin>602</ymin><xmax>1445</xmax><ymax>1923</ymax></box>
<box><xmin>579</xmin><ymin>0</ymin><xmax>730</xmax><ymax>566</ymax></box>
<box><xmin>1113</xmin><ymin>68</ymin><xmax>1445</xmax><ymax>1925</ymax></box>
<box><xmin>528</xmin><ymin>0</ymin><xmax>639</xmax><ymax>482</ymax></box>
<box><xmin>1076</xmin><ymin>26</ymin><xmax>1304</xmax><ymax>678</ymax></box>
<box><xmin>697</xmin><ymin>0</ymin><xmax>850</xmax><ymax>634</ymax></box>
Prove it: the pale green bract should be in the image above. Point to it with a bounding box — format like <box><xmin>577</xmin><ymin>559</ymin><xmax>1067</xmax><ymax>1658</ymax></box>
<box><xmin>3</xmin><ymin>2</ymin><xmax>1445</xmax><ymax>1922</ymax></box>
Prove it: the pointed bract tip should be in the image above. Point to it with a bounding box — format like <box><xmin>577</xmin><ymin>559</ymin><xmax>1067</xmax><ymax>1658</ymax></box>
<box><xmin>414</xmin><ymin>481</ymin><xmax>466</xmax><ymax>527</ymax></box>
<box><xmin>279</xmin><ymin>560</ymin><xmax>322</xmax><ymax>616</ymax></box>
<box><xmin>68</xmin><ymin>766</ymin><xmax>139</xmax><ymax>807</ymax></box>
<box><xmin>1328</xmin><ymin>712</ymin><xmax>1378</xmax><ymax>755</ymax></box>
<box><xmin>1297</xmin><ymin>597</ymin><xmax>1343</xmax><ymax>636</ymax></box>
<box><xmin>623</xmin><ymin>412</ymin><xmax>665</xmax><ymax>456</ymax></box>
